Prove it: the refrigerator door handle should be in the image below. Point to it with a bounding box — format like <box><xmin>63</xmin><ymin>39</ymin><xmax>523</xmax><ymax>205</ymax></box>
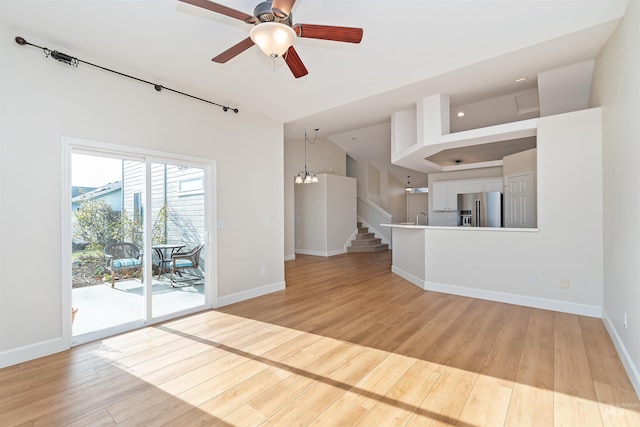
<box><xmin>475</xmin><ymin>199</ymin><xmax>480</xmax><ymax>227</ymax></box>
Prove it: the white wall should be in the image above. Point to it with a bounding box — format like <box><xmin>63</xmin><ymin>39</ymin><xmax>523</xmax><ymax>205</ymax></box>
<box><xmin>347</xmin><ymin>156</ymin><xmax>373</xmax><ymax>201</ymax></box>
<box><xmin>425</xmin><ymin>108</ymin><xmax>603</xmax><ymax>315</ymax></box>
<box><xmin>284</xmin><ymin>137</ymin><xmax>346</xmax><ymax>259</ymax></box>
<box><xmin>503</xmin><ymin>148</ymin><xmax>537</xmax><ymax>177</ymax></box>
<box><xmin>367</xmin><ymin>163</ymin><xmax>381</xmax><ymax>199</ymax></box>
<box><xmin>592</xmin><ymin>0</ymin><xmax>640</xmax><ymax>395</ymax></box>
<box><xmin>294</xmin><ymin>178</ymin><xmax>328</xmax><ymax>254</ymax></box>
<box><xmin>347</xmin><ymin>155</ymin><xmax>365</xmax><ymax>199</ymax></box>
<box><xmin>294</xmin><ymin>174</ymin><xmax>356</xmax><ymax>256</ymax></box>
<box><xmin>0</xmin><ymin>29</ymin><xmax>284</xmax><ymax>365</ymax></box>
<box><xmin>326</xmin><ymin>175</ymin><xmax>358</xmax><ymax>254</ymax></box>
<box><xmin>450</xmin><ymin>88</ymin><xmax>540</xmax><ymax>132</ymax></box>
<box><xmin>383</xmin><ymin>172</ymin><xmax>407</xmax><ymax>222</ymax></box>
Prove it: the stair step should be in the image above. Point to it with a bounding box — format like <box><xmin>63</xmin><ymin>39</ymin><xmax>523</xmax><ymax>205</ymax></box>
<box><xmin>350</xmin><ymin>222</ymin><xmax>387</xmax><ymax>253</ymax></box>
<box><xmin>351</xmin><ymin>238</ymin><xmax>382</xmax><ymax>246</ymax></box>
<box><xmin>356</xmin><ymin>232</ymin><xmax>375</xmax><ymax>239</ymax></box>
<box><xmin>348</xmin><ymin>244</ymin><xmax>389</xmax><ymax>253</ymax></box>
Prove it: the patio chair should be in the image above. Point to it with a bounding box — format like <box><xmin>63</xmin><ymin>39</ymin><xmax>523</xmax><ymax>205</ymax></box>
<box><xmin>168</xmin><ymin>243</ymin><xmax>205</xmax><ymax>287</ymax></box>
<box><xmin>104</xmin><ymin>242</ymin><xmax>142</xmax><ymax>288</ymax></box>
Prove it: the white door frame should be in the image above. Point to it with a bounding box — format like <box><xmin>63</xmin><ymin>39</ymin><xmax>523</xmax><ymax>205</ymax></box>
<box><xmin>61</xmin><ymin>137</ymin><xmax>217</xmax><ymax>347</ymax></box>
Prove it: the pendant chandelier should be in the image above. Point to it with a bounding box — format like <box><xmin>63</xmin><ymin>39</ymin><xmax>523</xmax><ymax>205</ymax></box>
<box><xmin>295</xmin><ymin>128</ymin><xmax>319</xmax><ymax>184</ymax></box>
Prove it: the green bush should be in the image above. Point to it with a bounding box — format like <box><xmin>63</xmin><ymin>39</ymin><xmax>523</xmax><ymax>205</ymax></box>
<box><xmin>73</xmin><ymin>200</ymin><xmax>167</xmax><ymax>250</ymax></box>
<box><xmin>73</xmin><ymin>199</ymin><xmax>121</xmax><ymax>250</ymax></box>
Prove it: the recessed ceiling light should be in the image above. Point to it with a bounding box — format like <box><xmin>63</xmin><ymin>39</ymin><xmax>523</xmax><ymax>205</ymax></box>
<box><xmin>457</xmin><ymin>112</ymin><xmax>465</xmax><ymax>117</ymax></box>
<box><xmin>514</xmin><ymin>77</ymin><xmax>528</xmax><ymax>83</ymax></box>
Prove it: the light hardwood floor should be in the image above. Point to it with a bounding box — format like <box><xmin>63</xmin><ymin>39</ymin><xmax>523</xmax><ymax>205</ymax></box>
<box><xmin>1</xmin><ymin>251</ymin><xmax>638</xmax><ymax>426</ymax></box>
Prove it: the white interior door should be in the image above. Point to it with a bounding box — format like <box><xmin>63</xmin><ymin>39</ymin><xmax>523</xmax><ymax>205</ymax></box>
<box><xmin>505</xmin><ymin>172</ymin><xmax>535</xmax><ymax>228</ymax></box>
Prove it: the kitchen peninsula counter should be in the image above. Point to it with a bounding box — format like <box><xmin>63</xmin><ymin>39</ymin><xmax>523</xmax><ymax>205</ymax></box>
<box><xmin>380</xmin><ymin>223</ymin><xmax>538</xmax><ymax>232</ymax></box>
<box><xmin>380</xmin><ymin>223</ymin><xmax>538</xmax><ymax>289</ymax></box>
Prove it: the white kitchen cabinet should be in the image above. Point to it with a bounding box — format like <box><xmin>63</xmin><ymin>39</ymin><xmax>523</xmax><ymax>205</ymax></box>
<box><xmin>432</xmin><ymin>181</ymin><xmax>460</xmax><ymax>211</ymax></box>
<box><xmin>431</xmin><ymin>182</ymin><xmax>448</xmax><ymax>211</ymax></box>
<box><xmin>432</xmin><ymin>178</ymin><xmax>503</xmax><ymax>211</ymax></box>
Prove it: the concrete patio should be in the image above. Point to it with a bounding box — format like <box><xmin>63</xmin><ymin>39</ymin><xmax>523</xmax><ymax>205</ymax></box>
<box><xmin>72</xmin><ymin>277</ymin><xmax>205</xmax><ymax>337</ymax></box>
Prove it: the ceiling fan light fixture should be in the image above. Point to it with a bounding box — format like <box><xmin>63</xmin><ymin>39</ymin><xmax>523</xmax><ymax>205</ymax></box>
<box><xmin>250</xmin><ymin>22</ymin><xmax>296</xmax><ymax>58</ymax></box>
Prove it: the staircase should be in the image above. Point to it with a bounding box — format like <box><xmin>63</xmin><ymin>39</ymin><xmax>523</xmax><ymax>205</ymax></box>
<box><xmin>347</xmin><ymin>222</ymin><xmax>389</xmax><ymax>253</ymax></box>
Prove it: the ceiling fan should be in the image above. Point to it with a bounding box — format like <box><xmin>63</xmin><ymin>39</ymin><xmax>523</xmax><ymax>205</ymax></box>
<box><xmin>179</xmin><ymin>0</ymin><xmax>363</xmax><ymax>78</ymax></box>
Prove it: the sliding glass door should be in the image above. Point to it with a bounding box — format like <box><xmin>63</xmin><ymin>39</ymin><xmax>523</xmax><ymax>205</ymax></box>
<box><xmin>68</xmin><ymin>144</ymin><xmax>213</xmax><ymax>344</ymax></box>
<box><xmin>149</xmin><ymin>162</ymin><xmax>206</xmax><ymax>318</ymax></box>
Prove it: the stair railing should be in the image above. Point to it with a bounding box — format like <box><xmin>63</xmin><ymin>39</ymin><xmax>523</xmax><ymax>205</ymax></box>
<box><xmin>357</xmin><ymin>196</ymin><xmax>394</xmax><ymax>246</ymax></box>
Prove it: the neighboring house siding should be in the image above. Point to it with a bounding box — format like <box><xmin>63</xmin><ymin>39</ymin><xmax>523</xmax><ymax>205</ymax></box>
<box><xmin>122</xmin><ymin>161</ymin><xmax>145</xmax><ymax>245</ymax></box>
<box><xmin>122</xmin><ymin>161</ymin><xmax>205</xmax><ymax>247</ymax></box>
<box><xmin>165</xmin><ymin>165</ymin><xmax>205</xmax><ymax>246</ymax></box>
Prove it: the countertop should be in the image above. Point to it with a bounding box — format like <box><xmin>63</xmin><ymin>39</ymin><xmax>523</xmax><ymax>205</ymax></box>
<box><xmin>380</xmin><ymin>223</ymin><xmax>538</xmax><ymax>232</ymax></box>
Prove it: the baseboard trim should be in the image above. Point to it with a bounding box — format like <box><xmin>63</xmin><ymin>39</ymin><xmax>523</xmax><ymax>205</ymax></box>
<box><xmin>0</xmin><ymin>337</ymin><xmax>68</xmax><ymax>369</ymax></box>
<box><xmin>284</xmin><ymin>254</ymin><xmax>296</xmax><ymax>261</ymax></box>
<box><xmin>391</xmin><ymin>265</ymin><xmax>601</xmax><ymax>317</ymax></box>
<box><xmin>391</xmin><ymin>266</ymin><xmax>425</xmax><ymax>290</ymax></box>
<box><xmin>602</xmin><ymin>309</ymin><xmax>640</xmax><ymax>398</ymax></box>
<box><xmin>216</xmin><ymin>281</ymin><xmax>285</xmax><ymax>308</ymax></box>
<box><xmin>295</xmin><ymin>249</ymin><xmax>346</xmax><ymax>257</ymax></box>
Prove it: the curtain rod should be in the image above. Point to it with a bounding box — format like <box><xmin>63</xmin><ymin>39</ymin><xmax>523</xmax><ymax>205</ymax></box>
<box><xmin>14</xmin><ymin>36</ymin><xmax>239</xmax><ymax>113</ymax></box>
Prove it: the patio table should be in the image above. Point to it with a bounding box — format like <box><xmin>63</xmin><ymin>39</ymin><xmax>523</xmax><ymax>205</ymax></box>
<box><xmin>153</xmin><ymin>243</ymin><xmax>185</xmax><ymax>278</ymax></box>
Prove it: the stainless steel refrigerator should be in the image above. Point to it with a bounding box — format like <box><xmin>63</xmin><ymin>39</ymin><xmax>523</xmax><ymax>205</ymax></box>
<box><xmin>457</xmin><ymin>192</ymin><xmax>503</xmax><ymax>227</ymax></box>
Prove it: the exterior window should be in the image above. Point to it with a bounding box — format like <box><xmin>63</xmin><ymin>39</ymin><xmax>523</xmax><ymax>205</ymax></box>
<box><xmin>178</xmin><ymin>177</ymin><xmax>203</xmax><ymax>195</ymax></box>
<box><xmin>133</xmin><ymin>192</ymin><xmax>143</xmax><ymax>219</ymax></box>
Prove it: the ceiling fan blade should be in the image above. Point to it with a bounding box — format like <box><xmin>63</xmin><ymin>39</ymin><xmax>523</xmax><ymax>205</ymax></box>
<box><xmin>271</xmin><ymin>0</ymin><xmax>296</xmax><ymax>19</ymax></box>
<box><xmin>212</xmin><ymin>37</ymin><xmax>255</xmax><ymax>63</ymax></box>
<box><xmin>294</xmin><ymin>24</ymin><xmax>363</xmax><ymax>43</ymax></box>
<box><xmin>284</xmin><ymin>46</ymin><xmax>308</xmax><ymax>78</ymax></box>
<box><xmin>179</xmin><ymin>0</ymin><xmax>255</xmax><ymax>23</ymax></box>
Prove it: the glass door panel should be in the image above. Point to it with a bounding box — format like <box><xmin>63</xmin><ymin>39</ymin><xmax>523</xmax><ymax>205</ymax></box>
<box><xmin>150</xmin><ymin>162</ymin><xmax>206</xmax><ymax>318</ymax></box>
<box><xmin>71</xmin><ymin>153</ymin><xmax>145</xmax><ymax>338</ymax></box>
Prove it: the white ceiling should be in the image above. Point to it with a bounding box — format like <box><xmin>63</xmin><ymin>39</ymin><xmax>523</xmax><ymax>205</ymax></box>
<box><xmin>2</xmin><ymin>0</ymin><xmax>628</xmax><ymax>187</ymax></box>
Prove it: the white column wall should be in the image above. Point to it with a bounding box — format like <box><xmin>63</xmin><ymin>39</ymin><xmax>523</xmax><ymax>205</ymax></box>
<box><xmin>592</xmin><ymin>0</ymin><xmax>640</xmax><ymax>395</ymax></box>
<box><xmin>424</xmin><ymin>108</ymin><xmax>603</xmax><ymax>315</ymax></box>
